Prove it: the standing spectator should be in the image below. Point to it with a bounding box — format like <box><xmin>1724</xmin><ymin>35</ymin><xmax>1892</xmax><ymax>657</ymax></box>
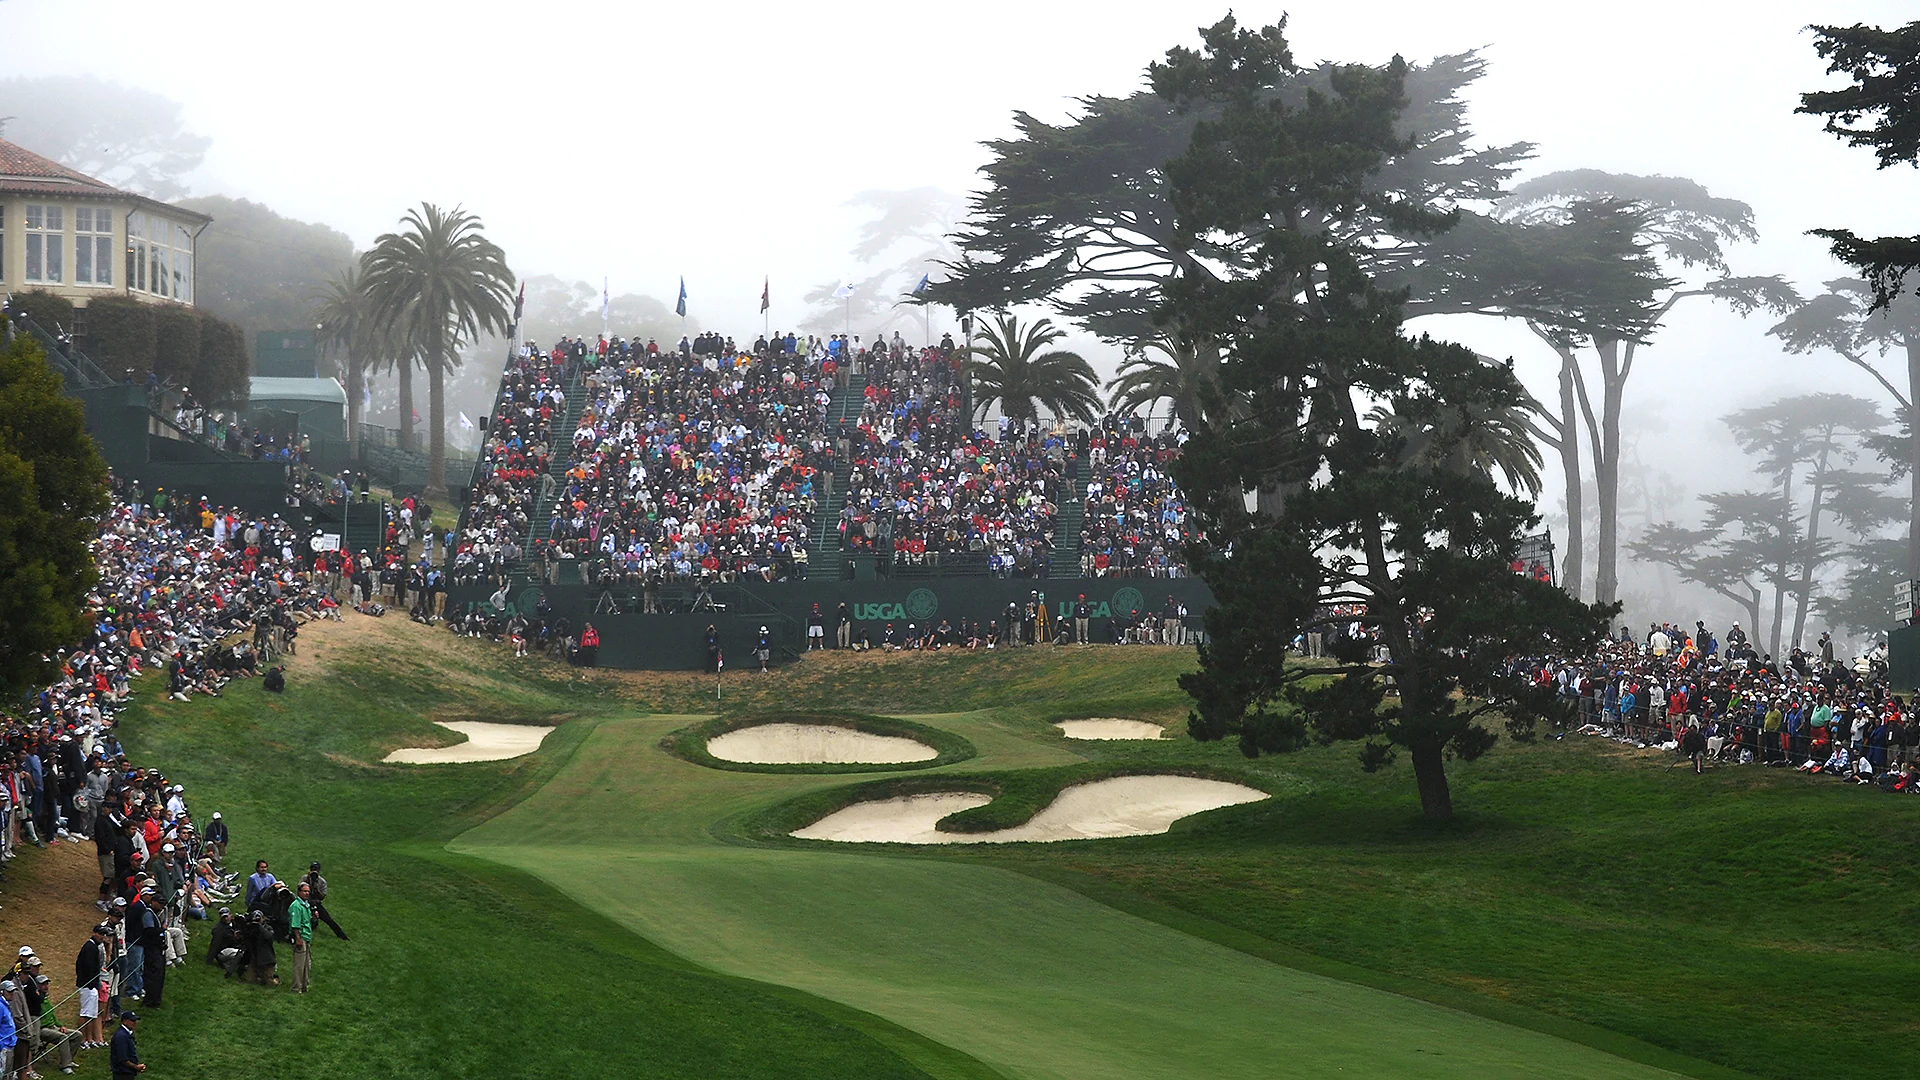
<box><xmin>301</xmin><ymin>863</ymin><xmax>347</xmax><ymax>940</ymax></box>
<box><xmin>0</xmin><ymin>977</ymin><xmax>14</xmax><ymax>1080</ymax></box>
<box><xmin>244</xmin><ymin>860</ymin><xmax>275</xmax><ymax>911</ymax></box>
<box><xmin>109</xmin><ymin>1011</ymin><xmax>142</xmax><ymax>1076</ymax></box>
<box><xmin>288</xmin><ymin>883</ymin><xmax>315</xmax><ymax>994</ymax></box>
<box><xmin>243</xmin><ymin>912</ymin><xmax>277</xmax><ymax>985</ymax></box>
<box><xmin>75</xmin><ymin>926</ymin><xmax>108</xmax><ymax>1049</ymax></box>
<box><xmin>137</xmin><ymin>893</ymin><xmax>165</xmax><ymax>1008</ymax></box>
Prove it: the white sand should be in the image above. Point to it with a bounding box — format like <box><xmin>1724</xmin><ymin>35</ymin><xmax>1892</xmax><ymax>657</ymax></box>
<box><xmin>384</xmin><ymin>721</ymin><xmax>554</xmax><ymax>764</ymax></box>
<box><xmin>1055</xmin><ymin>718</ymin><xmax>1167</xmax><ymax>741</ymax></box>
<box><xmin>792</xmin><ymin>775</ymin><xmax>1267</xmax><ymax>844</ymax></box>
<box><xmin>707</xmin><ymin>723</ymin><xmax>938</xmax><ymax>765</ymax></box>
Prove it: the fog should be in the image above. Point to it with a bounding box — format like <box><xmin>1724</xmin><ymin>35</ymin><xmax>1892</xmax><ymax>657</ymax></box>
<box><xmin>3</xmin><ymin>0</ymin><xmax>1916</xmax><ymax>634</ymax></box>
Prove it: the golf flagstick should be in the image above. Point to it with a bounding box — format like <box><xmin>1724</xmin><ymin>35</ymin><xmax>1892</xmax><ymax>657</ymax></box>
<box><xmin>717</xmin><ymin>649</ymin><xmax>724</xmax><ymax>701</ymax></box>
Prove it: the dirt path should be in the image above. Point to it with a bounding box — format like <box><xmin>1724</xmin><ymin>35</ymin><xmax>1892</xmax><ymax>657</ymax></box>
<box><xmin>0</xmin><ymin>838</ymin><xmax>111</xmax><ymax>1015</ymax></box>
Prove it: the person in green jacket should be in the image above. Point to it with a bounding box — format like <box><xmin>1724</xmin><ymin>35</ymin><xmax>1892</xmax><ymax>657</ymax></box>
<box><xmin>288</xmin><ymin>884</ymin><xmax>314</xmax><ymax>994</ymax></box>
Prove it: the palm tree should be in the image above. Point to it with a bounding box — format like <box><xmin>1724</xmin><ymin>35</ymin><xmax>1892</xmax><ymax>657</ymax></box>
<box><xmin>1369</xmin><ymin>394</ymin><xmax>1548</xmax><ymax>497</ymax></box>
<box><xmin>313</xmin><ymin>268</ymin><xmax>379</xmax><ymax>455</ymax></box>
<box><xmin>1106</xmin><ymin>332</ymin><xmax>1223</xmax><ymax>429</ymax></box>
<box><xmin>964</xmin><ymin>314</ymin><xmax>1102</xmax><ymax>426</ymax></box>
<box><xmin>360</xmin><ymin>203</ymin><xmax>514</xmax><ymax>493</ymax></box>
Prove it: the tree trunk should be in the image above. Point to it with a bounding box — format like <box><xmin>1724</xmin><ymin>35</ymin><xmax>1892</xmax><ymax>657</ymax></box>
<box><xmin>428</xmin><ymin>326</ymin><xmax>447</xmax><ymax>495</ymax></box>
<box><xmin>1410</xmin><ymin>742</ymin><xmax>1453</xmax><ymax>822</ymax></box>
<box><xmin>1557</xmin><ymin>357</ymin><xmax>1584</xmax><ymax>599</ymax></box>
<box><xmin>397</xmin><ymin>358</ymin><xmax>416</xmax><ymax>450</ymax></box>
<box><xmin>346</xmin><ymin>357</ymin><xmax>363</xmax><ymax>457</ymax></box>
<box><xmin>1594</xmin><ymin>342</ymin><xmax>1623</xmax><ymax>608</ymax></box>
<box><xmin>1790</xmin><ymin>444</ymin><xmax>1831</xmax><ymax>651</ymax></box>
<box><xmin>1908</xmin><ymin>339</ymin><xmax>1920</xmax><ymax>586</ymax></box>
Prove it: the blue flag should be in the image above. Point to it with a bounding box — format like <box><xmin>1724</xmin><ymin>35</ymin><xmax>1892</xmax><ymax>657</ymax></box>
<box><xmin>676</xmin><ymin>277</ymin><xmax>687</xmax><ymax>317</ymax></box>
<box><xmin>913</xmin><ymin>273</ymin><xmax>930</xmax><ymax>295</ymax></box>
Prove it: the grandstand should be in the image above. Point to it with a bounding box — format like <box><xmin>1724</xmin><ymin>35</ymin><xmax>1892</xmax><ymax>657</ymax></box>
<box><xmin>447</xmin><ymin>333</ymin><xmax>1212</xmax><ymax>668</ymax></box>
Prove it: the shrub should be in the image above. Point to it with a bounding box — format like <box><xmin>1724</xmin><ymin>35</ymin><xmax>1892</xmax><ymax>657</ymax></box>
<box><xmin>195</xmin><ymin>313</ymin><xmax>249</xmax><ymax>407</ymax></box>
<box><xmin>80</xmin><ymin>296</ymin><xmax>155</xmax><ymax>378</ymax></box>
<box><xmin>7</xmin><ymin>290</ymin><xmax>75</xmax><ymax>335</ymax></box>
<box><xmin>153</xmin><ymin>304</ymin><xmax>200</xmax><ymax>390</ymax></box>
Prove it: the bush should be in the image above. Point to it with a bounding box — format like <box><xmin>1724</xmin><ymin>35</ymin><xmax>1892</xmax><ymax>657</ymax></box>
<box><xmin>195</xmin><ymin>312</ymin><xmax>249</xmax><ymax>407</ymax></box>
<box><xmin>153</xmin><ymin>304</ymin><xmax>200</xmax><ymax>390</ymax></box>
<box><xmin>658</xmin><ymin>711</ymin><xmax>976</xmax><ymax>775</ymax></box>
<box><xmin>80</xmin><ymin>296</ymin><xmax>155</xmax><ymax>378</ymax></box>
<box><xmin>7</xmin><ymin>290</ymin><xmax>75</xmax><ymax>336</ymax></box>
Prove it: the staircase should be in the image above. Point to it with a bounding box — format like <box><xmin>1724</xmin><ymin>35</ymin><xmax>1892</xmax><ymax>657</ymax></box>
<box><xmin>1049</xmin><ymin>453</ymin><xmax>1090</xmax><ymax>579</ymax></box>
<box><xmin>522</xmin><ymin>378</ymin><xmax>589</xmax><ymax>572</ymax></box>
<box><xmin>808</xmin><ymin>374</ymin><xmax>868</xmax><ymax>581</ymax></box>
<box><xmin>340</xmin><ymin>500</ymin><xmax>389</xmax><ymax>558</ymax></box>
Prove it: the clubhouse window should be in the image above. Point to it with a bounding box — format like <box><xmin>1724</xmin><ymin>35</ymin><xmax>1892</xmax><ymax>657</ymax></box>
<box><xmin>25</xmin><ymin>204</ymin><xmax>63</xmax><ymax>284</ymax></box>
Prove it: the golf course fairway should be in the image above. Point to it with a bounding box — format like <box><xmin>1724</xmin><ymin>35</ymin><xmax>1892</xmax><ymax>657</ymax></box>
<box><xmin>454</xmin><ymin>714</ymin><xmax>1686</xmax><ymax>1080</ymax></box>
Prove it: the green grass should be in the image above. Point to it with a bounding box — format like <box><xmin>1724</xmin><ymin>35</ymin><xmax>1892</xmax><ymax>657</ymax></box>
<box><xmin>661</xmin><ymin>710</ymin><xmax>978</xmax><ymax>774</ymax></box>
<box><xmin>458</xmin><ymin>711</ymin><xmax>1695</xmax><ymax>1080</ymax></box>
<box><xmin>101</xmin><ymin>633</ymin><xmax>1919</xmax><ymax>1080</ymax></box>
<box><xmin>103</xmin><ymin>628</ymin><xmax>1005</xmax><ymax>1079</ymax></box>
<box><xmin>485</xmin><ymin>645</ymin><xmax>1918</xmax><ymax>1080</ymax></box>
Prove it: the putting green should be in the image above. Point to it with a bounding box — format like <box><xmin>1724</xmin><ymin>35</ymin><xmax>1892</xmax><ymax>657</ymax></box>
<box><xmin>455</xmin><ymin>715</ymin><xmax>1684</xmax><ymax>1080</ymax></box>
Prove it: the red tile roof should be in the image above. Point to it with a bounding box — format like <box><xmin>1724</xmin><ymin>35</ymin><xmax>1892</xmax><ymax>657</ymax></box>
<box><xmin>0</xmin><ymin>138</ymin><xmax>210</xmax><ymax>224</ymax></box>
<box><xmin>0</xmin><ymin>138</ymin><xmax>122</xmax><ymax>198</ymax></box>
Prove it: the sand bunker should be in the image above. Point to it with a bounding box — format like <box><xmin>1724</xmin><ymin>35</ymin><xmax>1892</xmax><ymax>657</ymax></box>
<box><xmin>1055</xmin><ymin>718</ymin><xmax>1166</xmax><ymax>740</ymax></box>
<box><xmin>793</xmin><ymin>775</ymin><xmax>1266</xmax><ymax>844</ymax></box>
<box><xmin>384</xmin><ymin>721</ymin><xmax>554</xmax><ymax>764</ymax></box>
<box><xmin>707</xmin><ymin>723</ymin><xmax>938</xmax><ymax>765</ymax></box>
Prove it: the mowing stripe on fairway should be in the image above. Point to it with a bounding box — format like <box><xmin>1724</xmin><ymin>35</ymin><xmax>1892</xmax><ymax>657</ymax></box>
<box><xmin>455</xmin><ymin>716</ymin><xmax>1689</xmax><ymax>1080</ymax></box>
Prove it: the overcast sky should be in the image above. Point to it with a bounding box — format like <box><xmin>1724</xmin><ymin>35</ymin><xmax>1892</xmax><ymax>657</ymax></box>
<box><xmin>4</xmin><ymin>0</ymin><xmax>1918</xmax><ymax>588</ymax></box>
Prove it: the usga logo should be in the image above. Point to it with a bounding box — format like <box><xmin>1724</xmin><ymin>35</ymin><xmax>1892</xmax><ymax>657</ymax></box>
<box><xmin>854</xmin><ymin>588</ymin><xmax>939</xmax><ymax>622</ymax></box>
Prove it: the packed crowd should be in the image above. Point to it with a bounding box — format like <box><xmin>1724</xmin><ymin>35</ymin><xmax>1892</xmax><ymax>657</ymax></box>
<box><xmin>1511</xmin><ymin>620</ymin><xmax>1917</xmax><ymax>787</ymax></box>
<box><xmin>0</xmin><ymin>477</ymin><xmax>359</xmax><ymax>1075</ymax></box>
<box><xmin>459</xmin><ymin>330</ymin><xmax>1200</xmax><ymax>591</ymax></box>
<box><xmin>1078</xmin><ymin>419</ymin><xmax>1192</xmax><ymax>579</ymax></box>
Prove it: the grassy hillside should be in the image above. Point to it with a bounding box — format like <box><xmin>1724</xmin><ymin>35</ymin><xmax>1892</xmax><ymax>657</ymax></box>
<box><xmin>106</xmin><ymin>617</ymin><xmax>1001</xmax><ymax>1080</ymax></box>
<box><xmin>103</xmin><ymin>622</ymin><xmax>1918</xmax><ymax>1080</ymax></box>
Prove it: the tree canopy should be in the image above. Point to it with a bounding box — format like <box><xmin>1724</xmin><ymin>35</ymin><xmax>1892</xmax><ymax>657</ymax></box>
<box><xmin>0</xmin><ymin>76</ymin><xmax>208</xmax><ymax>200</ymax></box>
<box><xmin>928</xmin><ymin>47</ymin><xmax>1531</xmax><ymax>344</ymax></box>
<box><xmin>0</xmin><ymin>318</ymin><xmax>109</xmax><ymax>690</ymax></box>
<box><xmin>361</xmin><ymin>204</ymin><xmax>515</xmax><ymax>492</ymax></box>
<box><xmin>178</xmin><ymin>196</ymin><xmax>356</xmax><ymax>369</ymax></box>
<box><xmin>1153</xmin><ymin>15</ymin><xmax>1610</xmax><ymax>821</ymax></box>
<box><xmin>1800</xmin><ymin>20</ymin><xmax>1920</xmax><ymax>310</ymax></box>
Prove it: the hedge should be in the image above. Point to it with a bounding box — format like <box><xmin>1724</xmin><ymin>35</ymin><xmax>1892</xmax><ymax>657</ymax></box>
<box><xmin>153</xmin><ymin>304</ymin><xmax>200</xmax><ymax>390</ymax></box>
<box><xmin>8</xmin><ymin>290</ymin><xmax>76</xmax><ymax>335</ymax></box>
<box><xmin>80</xmin><ymin>296</ymin><xmax>155</xmax><ymax>378</ymax></box>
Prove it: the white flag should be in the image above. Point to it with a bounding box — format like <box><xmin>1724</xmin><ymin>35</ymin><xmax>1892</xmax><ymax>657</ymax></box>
<box><xmin>459</xmin><ymin>412</ymin><xmax>475</xmax><ymax>431</ymax></box>
<box><xmin>832</xmin><ymin>281</ymin><xmax>855</xmax><ymax>299</ymax></box>
<box><xmin>601</xmin><ymin>278</ymin><xmax>610</xmax><ymax>320</ymax></box>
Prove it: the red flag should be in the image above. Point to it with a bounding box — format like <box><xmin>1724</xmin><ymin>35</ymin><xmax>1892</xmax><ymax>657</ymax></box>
<box><xmin>760</xmin><ymin>277</ymin><xmax>770</xmax><ymax>315</ymax></box>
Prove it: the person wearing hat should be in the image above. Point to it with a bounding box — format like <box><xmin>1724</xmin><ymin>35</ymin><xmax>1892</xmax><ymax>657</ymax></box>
<box><xmin>2</xmin><ymin>975</ymin><xmax>36</xmax><ymax>1078</ymax></box>
<box><xmin>301</xmin><ymin>863</ymin><xmax>346</xmax><ymax>941</ymax></box>
<box><xmin>1073</xmin><ymin>594</ymin><xmax>1091</xmax><ymax>647</ymax></box>
<box><xmin>136</xmin><ymin>892</ymin><xmax>166</xmax><ymax>1009</ymax></box>
<box><xmin>0</xmin><ymin>974</ymin><xmax>15</xmax><ymax>1080</ymax></box>
<box><xmin>206</xmin><ymin>910</ymin><xmax>243</xmax><ymax>978</ymax></box>
<box><xmin>32</xmin><ymin>972</ymin><xmax>78</xmax><ymax>1074</ymax></box>
<box><xmin>75</xmin><ymin>925</ymin><xmax>110</xmax><ymax>1048</ymax></box>
<box><xmin>109</xmin><ymin>1011</ymin><xmax>142</xmax><ymax>1076</ymax></box>
<box><xmin>242</xmin><ymin>911</ymin><xmax>277</xmax><ymax>986</ymax></box>
<box><xmin>203</xmin><ymin>812</ymin><xmax>227</xmax><ymax>864</ymax></box>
